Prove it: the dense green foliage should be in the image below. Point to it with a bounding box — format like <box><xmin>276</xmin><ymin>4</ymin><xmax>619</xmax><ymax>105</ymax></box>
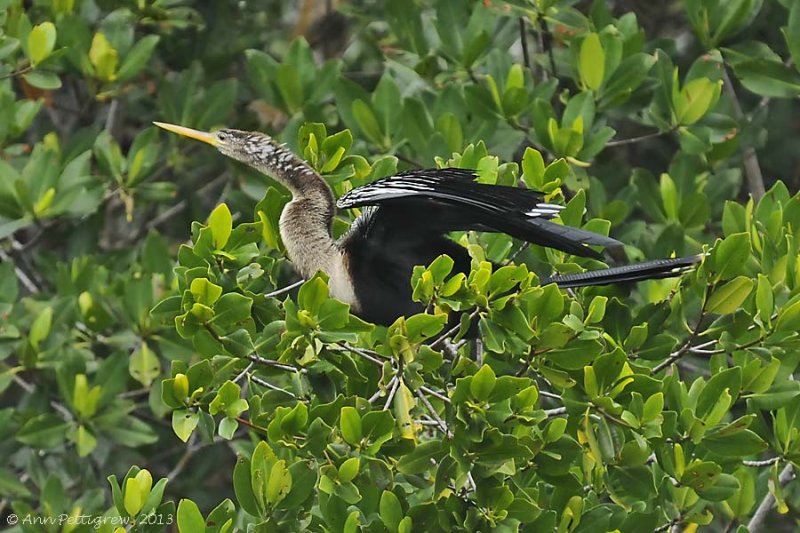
<box><xmin>3</xmin><ymin>0</ymin><xmax>800</xmax><ymax>531</ymax></box>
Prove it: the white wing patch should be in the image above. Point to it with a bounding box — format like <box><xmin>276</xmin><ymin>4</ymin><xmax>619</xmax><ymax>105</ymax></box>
<box><xmin>525</xmin><ymin>203</ymin><xmax>565</xmax><ymax>218</ymax></box>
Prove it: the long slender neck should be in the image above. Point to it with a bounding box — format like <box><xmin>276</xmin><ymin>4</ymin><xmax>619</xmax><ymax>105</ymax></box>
<box><xmin>249</xmin><ymin>143</ymin><xmax>339</xmax><ymax>279</ymax></box>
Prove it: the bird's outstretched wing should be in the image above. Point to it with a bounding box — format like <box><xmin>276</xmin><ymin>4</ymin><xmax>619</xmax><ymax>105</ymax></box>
<box><xmin>337</xmin><ymin>168</ymin><xmax>622</xmax><ymax>258</ymax></box>
<box><xmin>542</xmin><ymin>255</ymin><xmax>703</xmax><ymax>288</ymax></box>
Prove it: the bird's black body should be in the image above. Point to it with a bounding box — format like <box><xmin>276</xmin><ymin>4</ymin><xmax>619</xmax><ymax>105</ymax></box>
<box><xmin>154</xmin><ymin>124</ymin><xmax>703</xmax><ymax>327</ymax></box>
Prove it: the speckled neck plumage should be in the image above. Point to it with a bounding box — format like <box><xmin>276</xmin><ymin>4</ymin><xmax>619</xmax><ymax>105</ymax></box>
<box><xmin>243</xmin><ymin>135</ymin><xmax>357</xmax><ymax>308</ymax></box>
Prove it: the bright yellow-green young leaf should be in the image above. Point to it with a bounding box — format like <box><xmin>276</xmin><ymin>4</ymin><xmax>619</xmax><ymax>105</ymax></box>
<box><xmin>129</xmin><ymin>342</ymin><xmax>161</xmax><ymax>387</ymax></box>
<box><xmin>393</xmin><ymin>381</ymin><xmax>417</xmax><ymax>441</ymax></box>
<box><xmin>674</xmin><ymin>77</ymin><xmax>722</xmax><ymax>125</ymax></box>
<box><xmin>579</xmin><ymin>32</ymin><xmax>605</xmax><ymax>90</ymax></box>
<box><xmin>208</xmin><ymin>203</ymin><xmax>233</xmax><ymax>249</ymax></box>
<box><xmin>89</xmin><ymin>33</ymin><xmax>119</xmax><ymax>82</ymax></box>
<box><xmin>28</xmin><ymin>22</ymin><xmax>57</xmax><ymax>67</ymax></box>
<box><xmin>29</xmin><ymin>306</ymin><xmax>53</xmax><ymax>349</ymax></box>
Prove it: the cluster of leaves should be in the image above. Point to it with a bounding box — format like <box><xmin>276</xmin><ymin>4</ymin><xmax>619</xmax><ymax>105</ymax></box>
<box><xmin>3</xmin><ymin>0</ymin><xmax>800</xmax><ymax>532</ymax></box>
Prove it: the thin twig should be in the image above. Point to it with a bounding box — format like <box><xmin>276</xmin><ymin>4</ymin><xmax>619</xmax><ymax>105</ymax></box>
<box><xmin>14</xmin><ymin>376</ymin><xmax>74</xmax><ymax>421</ymax></box>
<box><xmin>233</xmin><ymin>362</ymin><xmax>255</xmax><ymax>384</ymax></box>
<box><xmin>429</xmin><ymin>309</ymin><xmax>479</xmax><ymax>349</ymax></box>
<box><xmin>0</xmin><ymin>64</ymin><xmax>32</xmax><ymax>80</ymax></box>
<box><xmin>383</xmin><ymin>377</ymin><xmax>401</xmax><ymax>410</ymax></box>
<box><xmin>369</xmin><ymin>375</ymin><xmax>398</xmax><ymax>404</ymax></box>
<box><xmin>544</xmin><ymin>406</ymin><xmax>567</xmax><ymax>417</ymax></box>
<box><xmin>415</xmin><ymin>387</ymin><xmax>451</xmax><ymax>437</ymax></box>
<box><xmin>606</xmin><ymin>129</ymin><xmax>669</xmax><ymax>147</ymax></box>
<box><xmin>246</xmin><ymin>354</ymin><xmax>306</xmax><ymax>374</ymax></box>
<box><xmin>167</xmin><ymin>434</ymin><xmax>198</xmax><ymax>479</ymax></box>
<box><xmin>143</xmin><ymin>172</ymin><xmax>231</xmax><ymax>233</ymax></box>
<box><xmin>743</xmin><ymin>457</ymin><xmax>781</xmax><ymax>467</ymax></box>
<box><xmin>0</xmin><ymin>249</ymin><xmax>40</xmax><ymax>294</ymax></box>
<box><xmin>420</xmin><ymin>385</ymin><xmax>451</xmax><ymax>404</ymax></box>
<box><xmin>722</xmin><ymin>67</ymin><xmax>766</xmax><ymax>201</ymax></box>
<box><xmin>652</xmin><ymin>287</ymin><xmax>711</xmax><ymax>374</ymax></box>
<box><xmin>265</xmin><ymin>279</ymin><xmax>305</xmax><ymax>299</ymax></box>
<box><xmin>519</xmin><ymin>17</ymin><xmax>533</xmax><ymax>78</ymax></box>
<box><xmin>104</xmin><ymin>99</ymin><xmax>121</xmax><ymax>134</ymax></box>
<box><xmin>747</xmin><ymin>463</ymin><xmax>795</xmax><ymax>533</ymax></box>
<box><xmin>538</xmin><ymin>15</ymin><xmax>557</xmax><ymax>78</ymax></box>
<box><xmin>332</xmin><ymin>343</ymin><xmax>386</xmax><ymax>366</ymax></box>
<box><xmin>249</xmin><ymin>373</ymin><xmax>297</xmax><ymax>398</ymax></box>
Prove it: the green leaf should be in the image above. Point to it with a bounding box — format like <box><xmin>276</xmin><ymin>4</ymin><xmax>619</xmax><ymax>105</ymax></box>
<box><xmin>117</xmin><ymin>35</ymin><xmax>160</xmax><ymax>81</ymax></box>
<box><xmin>397</xmin><ymin>440</ymin><xmax>444</xmax><ymax>475</ymax></box>
<box><xmin>124</xmin><ymin>469</ymin><xmax>152</xmax><ymax>517</ymax></box>
<box><xmin>89</xmin><ymin>32</ymin><xmax>118</xmax><ymax>82</ymax></box>
<box><xmin>190</xmin><ymin>278</ymin><xmax>223</xmax><ymax>307</ymax></box>
<box><xmin>177</xmin><ymin>499</ymin><xmax>206</xmax><ymax>533</ymax></box>
<box><xmin>380</xmin><ymin>490</ymin><xmax>404</xmax><ymax>532</ymax></box>
<box><xmin>733</xmin><ymin>60</ymin><xmax>800</xmax><ymax>97</ymax></box>
<box><xmin>172</xmin><ymin>410</ymin><xmax>199</xmax><ymax>443</ymax></box>
<box><xmin>16</xmin><ymin>414</ymin><xmax>70</xmax><ymax>448</ymax></box>
<box><xmin>352</xmin><ymin>99</ymin><xmax>384</xmax><ymax>145</ymax></box>
<box><xmin>579</xmin><ymin>32</ymin><xmax>605</xmax><ymax>90</ymax></box>
<box><xmin>338</xmin><ymin>457</ymin><xmax>359</xmax><ymax>483</ymax></box>
<box><xmin>680</xmin><ymin>461</ymin><xmax>721</xmax><ymax>491</ymax></box>
<box><xmin>233</xmin><ymin>456</ymin><xmax>260</xmax><ymax>516</ymax></box>
<box><xmin>405</xmin><ymin>314</ymin><xmax>446</xmax><ymax>343</ymax></box>
<box><xmin>27</xmin><ymin>22</ymin><xmax>56</xmax><ymax>67</ymax></box>
<box><xmin>208</xmin><ymin>203</ymin><xmax>233</xmax><ymax>249</ymax></box>
<box><xmin>674</xmin><ymin>77</ymin><xmax>722</xmax><ymax>125</ymax></box>
<box><xmin>129</xmin><ymin>342</ymin><xmax>161</xmax><ymax>387</ymax></box>
<box><xmin>266</xmin><ymin>459</ymin><xmax>291</xmax><ymax>506</ymax></box>
<box><xmin>785</xmin><ymin>1</ymin><xmax>800</xmax><ymax>68</ymax></box>
<box><xmin>29</xmin><ymin>306</ymin><xmax>53</xmax><ymax>349</ymax></box>
<box><xmin>706</xmin><ymin>276</ymin><xmax>754</xmax><ymax>315</ymax></box>
<box><xmin>712</xmin><ymin>232</ymin><xmax>751</xmax><ymax>280</ymax></box>
<box><xmin>776</xmin><ymin>299</ymin><xmax>800</xmax><ymax>333</ymax></box>
<box><xmin>521</xmin><ymin>147</ymin><xmax>546</xmax><ymax>190</ymax></box>
<box><xmin>471</xmin><ymin>364</ymin><xmax>497</xmax><ymax>401</ymax></box>
<box><xmin>697</xmin><ymin>472</ymin><xmax>741</xmax><ymax>502</ymax></box>
<box><xmin>755</xmin><ymin>274</ymin><xmax>774</xmax><ymax>324</ymax></box>
<box><xmin>340</xmin><ymin>406</ymin><xmax>362</xmax><ymax>446</ymax></box>
<box><xmin>22</xmin><ymin>70</ymin><xmax>62</xmax><ymax>90</ymax></box>
<box><xmin>702</xmin><ymin>429</ymin><xmax>767</xmax><ymax>457</ymax></box>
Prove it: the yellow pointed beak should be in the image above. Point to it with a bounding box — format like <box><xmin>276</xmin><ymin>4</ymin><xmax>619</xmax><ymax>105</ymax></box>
<box><xmin>153</xmin><ymin>122</ymin><xmax>218</xmax><ymax>146</ymax></box>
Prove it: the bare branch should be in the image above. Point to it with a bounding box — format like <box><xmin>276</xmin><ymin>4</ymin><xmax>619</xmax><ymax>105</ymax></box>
<box><xmin>747</xmin><ymin>463</ymin><xmax>795</xmax><ymax>533</ymax></box>
<box><xmin>249</xmin><ymin>373</ymin><xmax>297</xmax><ymax>398</ymax></box>
<box><xmin>265</xmin><ymin>279</ymin><xmax>305</xmax><ymax>299</ymax></box>
<box><xmin>369</xmin><ymin>376</ymin><xmax>398</xmax><ymax>404</ymax></box>
<box><xmin>383</xmin><ymin>377</ymin><xmax>401</xmax><ymax>410</ymax></box>
<box><xmin>743</xmin><ymin>457</ymin><xmax>781</xmax><ymax>467</ymax></box>
<box><xmin>414</xmin><ymin>387</ymin><xmax>451</xmax><ymax>437</ymax></box>
<box><xmin>606</xmin><ymin>129</ymin><xmax>670</xmax><ymax>147</ymax></box>
<box><xmin>722</xmin><ymin>67</ymin><xmax>766</xmax><ymax>201</ymax></box>
<box><xmin>14</xmin><ymin>375</ymin><xmax>74</xmax><ymax>421</ymax></box>
<box><xmin>247</xmin><ymin>354</ymin><xmax>306</xmax><ymax>374</ymax></box>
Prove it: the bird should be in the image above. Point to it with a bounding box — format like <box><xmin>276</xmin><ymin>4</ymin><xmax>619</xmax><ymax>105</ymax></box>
<box><xmin>154</xmin><ymin>122</ymin><xmax>702</xmax><ymax>326</ymax></box>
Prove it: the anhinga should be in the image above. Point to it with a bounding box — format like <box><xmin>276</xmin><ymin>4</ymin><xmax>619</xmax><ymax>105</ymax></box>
<box><xmin>154</xmin><ymin>122</ymin><xmax>702</xmax><ymax>326</ymax></box>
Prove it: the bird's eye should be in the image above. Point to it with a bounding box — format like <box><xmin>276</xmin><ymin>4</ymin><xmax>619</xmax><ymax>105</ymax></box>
<box><xmin>217</xmin><ymin>131</ymin><xmax>228</xmax><ymax>142</ymax></box>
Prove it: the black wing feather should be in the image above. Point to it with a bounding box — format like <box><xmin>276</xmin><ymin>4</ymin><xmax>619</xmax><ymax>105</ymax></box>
<box><xmin>337</xmin><ymin>168</ymin><xmax>622</xmax><ymax>258</ymax></box>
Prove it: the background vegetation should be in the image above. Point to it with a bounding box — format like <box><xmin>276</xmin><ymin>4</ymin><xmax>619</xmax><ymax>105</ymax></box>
<box><xmin>2</xmin><ymin>0</ymin><xmax>800</xmax><ymax>531</ymax></box>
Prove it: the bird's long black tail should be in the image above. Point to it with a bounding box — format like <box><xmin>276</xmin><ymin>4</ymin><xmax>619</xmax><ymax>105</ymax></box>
<box><xmin>541</xmin><ymin>255</ymin><xmax>703</xmax><ymax>288</ymax></box>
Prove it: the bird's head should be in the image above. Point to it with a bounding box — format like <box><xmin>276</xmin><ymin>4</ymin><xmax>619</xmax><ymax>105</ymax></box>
<box><xmin>154</xmin><ymin>122</ymin><xmax>283</xmax><ymax>164</ymax></box>
<box><xmin>153</xmin><ymin>122</ymin><xmax>326</xmax><ymax>198</ymax></box>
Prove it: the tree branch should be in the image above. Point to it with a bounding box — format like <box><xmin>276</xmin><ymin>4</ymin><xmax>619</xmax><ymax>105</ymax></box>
<box><xmin>722</xmin><ymin>67</ymin><xmax>766</xmax><ymax>201</ymax></box>
<box><xmin>747</xmin><ymin>463</ymin><xmax>795</xmax><ymax>533</ymax></box>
